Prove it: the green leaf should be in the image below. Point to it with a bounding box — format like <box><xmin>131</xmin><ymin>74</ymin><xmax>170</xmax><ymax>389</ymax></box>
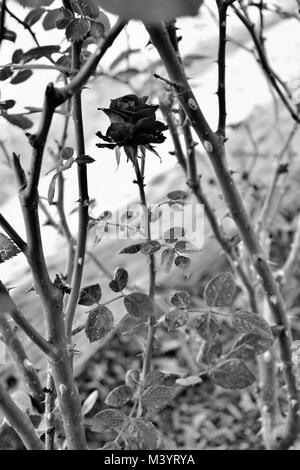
<box><xmin>195</xmin><ymin>312</ymin><xmax>220</xmax><ymax>342</ymax></box>
<box><xmin>94</xmin><ymin>0</ymin><xmax>203</xmax><ymax>23</ymax></box>
<box><xmin>0</xmin><ymin>100</ymin><xmax>15</xmax><ymax>110</ymax></box>
<box><xmin>75</xmin><ymin>154</ymin><xmax>95</xmax><ymax>164</ymax></box>
<box><xmin>167</xmin><ymin>190</ymin><xmax>187</xmax><ymax>200</ymax></box>
<box><xmin>165</xmin><ymin>308</ymin><xmax>188</xmax><ymax>332</ymax></box>
<box><xmin>12</xmin><ymin>49</ymin><xmax>23</xmax><ymax>64</ymax></box>
<box><xmin>174</xmin><ymin>240</ymin><xmax>200</xmax><ymax>253</ymax></box>
<box><xmin>105</xmin><ymin>385</ymin><xmax>133</xmax><ymax>407</ymax></box>
<box><xmin>109</xmin><ymin>267</ymin><xmax>128</xmax><ymax>292</ymax></box>
<box><xmin>66</xmin><ymin>18</ymin><xmax>91</xmax><ymax>42</ymax></box>
<box><xmin>204</xmin><ymin>272</ymin><xmax>236</xmax><ymax>307</ymax></box>
<box><xmin>141</xmin><ymin>240</ymin><xmax>161</xmax><ymax>255</ymax></box>
<box><xmin>42</xmin><ymin>8</ymin><xmax>61</xmax><ymax>30</ymax></box>
<box><xmin>124</xmin><ymin>292</ymin><xmax>153</xmax><ymax>320</ymax></box>
<box><xmin>119</xmin><ymin>243</ymin><xmax>142</xmax><ymax>254</ymax></box>
<box><xmin>1</xmin><ymin>113</ymin><xmax>33</xmax><ymax>130</ymax></box>
<box><xmin>209</xmin><ymin>359</ymin><xmax>256</xmax><ymax>390</ymax></box>
<box><xmin>231</xmin><ymin>310</ymin><xmax>273</xmax><ymax>340</ymax></box>
<box><xmin>125</xmin><ymin>369</ymin><xmax>140</xmax><ymax>389</ymax></box>
<box><xmin>0</xmin><ymin>233</ymin><xmax>20</xmax><ymax>264</ymax></box>
<box><xmin>78</xmin><ymin>284</ymin><xmax>102</xmax><ymax>306</ymax></box>
<box><xmin>141</xmin><ymin>385</ymin><xmax>175</xmax><ymax>411</ymax></box>
<box><xmin>228</xmin><ymin>333</ymin><xmax>273</xmax><ymax>359</ymax></box>
<box><xmin>23</xmin><ymin>45</ymin><xmax>60</xmax><ymax>62</ymax></box>
<box><xmin>81</xmin><ymin>390</ymin><xmax>99</xmax><ymax>416</ymax></box>
<box><xmin>85</xmin><ymin>305</ymin><xmax>114</xmax><ymax>342</ymax></box>
<box><xmin>0</xmin><ymin>67</ymin><xmax>13</xmax><ymax>81</ymax></box>
<box><xmin>10</xmin><ymin>70</ymin><xmax>33</xmax><ymax>85</ymax></box>
<box><xmin>170</xmin><ymin>290</ymin><xmax>191</xmax><ymax>308</ymax></box>
<box><xmin>90</xmin><ymin>409</ymin><xmax>126</xmax><ymax>432</ymax></box>
<box><xmin>78</xmin><ymin>0</ymin><xmax>99</xmax><ymax>18</ymax></box>
<box><xmin>24</xmin><ymin>8</ymin><xmax>46</xmax><ymax>27</ymax></box>
<box><xmin>127</xmin><ymin>418</ymin><xmax>158</xmax><ymax>450</ymax></box>
<box><xmin>161</xmin><ymin>248</ymin><xmax>175</xmax><ymax>273</ymax></box>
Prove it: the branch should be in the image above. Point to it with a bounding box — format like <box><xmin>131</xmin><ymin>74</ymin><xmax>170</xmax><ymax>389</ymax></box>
<box><xmin>65</xmin><ymin>42</ymin><xmax>89</xmax><ymax>341</ymax></box>
<box><xmin>4</xmin><ymin>3</ymin><xmax>40</xmax><ymax>47</ymax></box>
<box><xmin>0</xmin><ymin>313</ymin><xmax>44</xmax><ymax>406</ymax></box>
<box><xmin>0</xmin><ymin>212</ymin><xmax>27</xmax><ymax>252</ymax></box>
<box><xmin>282</xmin><ymin>213</ymin><xmax>300</xmax><ymax>284</ymax></box>
<box><xmin>146</xmin><ymin>22</ymin><xmax>299</xmax><ymax>447</ymax></box>
<box><xmin>0</xmin><ymin>280</ymin><xmax>55</xmax><ymax>357</ymax></box>
<box><xmin>0</xmin><ymin>0</ymin><xmax>6</xmax><ymax>47</ymax></box>
<box><xmin>216</xmin><ymin>0</ymin><xmax>228</xmax><ymax>137</ymax></box>
<box><xmin>0</xmin><ymin>382</ymin><xmax>44</xmax><ymax>450</ymax></box>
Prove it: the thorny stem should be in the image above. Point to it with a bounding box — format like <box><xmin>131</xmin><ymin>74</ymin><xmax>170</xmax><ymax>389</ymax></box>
<box><xmin>0</xmin><ymin>213</ymin><xmax>27</xmax><ymax>252</ymax></box>
<box><xmin>216</xmin><ymin>0</ymin><xmax>228</xmax><ymax>137</ymax></box>
<box><xmin>0</xmin><ymin>313</ymin><xmax>44</xmax><ymax>407</ymax></box>
<box><xmin>65</xmin><ymin>42</ymin><xmax>89</xmax><ymax>342</ymax></box>
<box><xmin>45</xmin><ymin>370</ymin><xmax>55</xmax><ymax>450</ymax></box>
<box><xmin>146</xmin><ymin>21</ymin><xmax>299</xmax><ymax>448</ymax></box>
<box><xmin>5</xmin><ymin>3</ymin><xmax>39</xmax><ymax>47</ymax></box>
<box><xmin>133</xmin><ymin>157</ymin><xmax>156</xmax><ymax>380</ymax></box>
<box><xmin>0</xmin><ymin>382</ymin><xmax>44</xmax><ymax>450</ymax></box>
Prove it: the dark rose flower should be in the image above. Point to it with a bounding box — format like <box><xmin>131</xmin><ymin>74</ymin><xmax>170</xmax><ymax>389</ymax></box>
<box><xmin>95</xmin><ymin>94</ymin><xmax>168</xmax><ymax>154</ymax></box>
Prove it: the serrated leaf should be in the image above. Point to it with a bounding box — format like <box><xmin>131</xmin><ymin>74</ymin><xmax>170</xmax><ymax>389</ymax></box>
<box><xmin>209</xmin><ymin>359</ymin><xmax>256</xmax><ymax>390</ymax></box>
<box><xmin>204</xmin><ymin>272</ymin><xmax>236</xmax><ymax>307</ymax></box>
<box><xmin>195</xmin><ymin>312</ymin><xmax>220</xmax><ymax>341</ymax></box>
<box><xmin>141</xmin><ymin>385</ymin><xmax>175</xmax><ymax>411</ymax></box>
<box><xmin>127</xmin><ymin>418</ymin><xmax>158</xmax><ymax>450</ymax></box>
<box><xmin>78</xmin><ymin>284</ymin><xmax>101</xmax><ymax>306</ymax></box>
<box><xmin>95</xmin><ymin>0</ymin><xmax>203</xmax><ymax>23</ymax></box>
<box><xmin>119</xmin><ymin>243</ymin><xmax>142</xmax><ymax>254</ymax></box>
<box><xmin>24</xmin><ymin>7</ymin><xmax>46</xmax><ymax>27</ymax></box>
<box><xmin>165</xmin><ymin>308</ymin><xmax>188</xmax><ymax>332</ymax></box>
<box><xmin>228</xmin><ymin>333</ymin><xmax>273</xmax><ymax>359</ymax></box>
<box><xmin>125</xmin><ymin>369</ymin><xmax>140</xmax><ymax>389</ymax></box>
<box><xmin>167</xmin><ymin>190</ymin><xmax>187</xmax><ymax>200</ymax></box>
<box><xmin>176</xmin><ymin>375</ymin><xmax>202</xmax><ymax>387</ymax></box>
<box><xmin>109</xmin><ymin>267</ymin><xmax>128</xmax><ymax>292</ymax></box>
<box><xmin>124</xmin><ymin>292</ymin><xmax>153</xmax><ymax>320</ymax></box>
<box><xmin>90</xmin><ymin>409</ymin><xmax>126</xmax><ymax>432</ymax></box>
<box><xmin>170</xmin><ymin>290</ymin><xmax>191</xmax><ymax>308</ymax></box>
<box><xmin>42</xmin><ymin>8</ymin><xmax>61</xmax><ymax>30</ymax></box>
<box><xmin>1</xmin><ymin>113</ymin><xmax>33</xmax><ymax>130</ymax></box>
<box><xmin>75</xmin><ymin>154</ymin><xmax>95</xmax><ymax>164</ymax></box>
<box><xmin>0</xmin><ymin>100</ymin><xmax>15</xmax><ymax>110</ymax></box>
<box><xmin>0</xmin><ymin>67</ymin><xmax>13</xmax><ymax>81</ymax></box>
<box><xmin>161</xmin><ymin>248</ymin><xmax>175</xmax><ymax>273</ymax></box>
<box><xmin>81</xmin><ymin>390</ymin><xmax>99</xmax><ymax>416</ymax></box>
<box><xmin>85</xmin><ymin>305</ymin><xmax>114</xmax><ymax>342</ymax></box>
<box><xmin>10</xmin><ymin>70</ymin><xmax>33</xmax><ymax>85</ymax></box>
<box><xmin>174</xmin><ymin>255</ymin><xmax>191</xmax><ymax>271</ymax></box>
<box><xmin>23</xmin><ymin>45</ymin><xmax>60</xmax><ymax>62</ymax></box>
<box><xmin>79</xmin><ymin>0</ymin><xmax>99</xmax><ymax>18</ymax></box>
<box><xmin>141</xmin><ymin>240</ymin><xmax>161</xmax><ymax>255</ymax></box>
<box><xmin>231</xmin><ymin>310</ymin><xmax>273</xmax><ymax>340</ymax></box>
<box><xmin>12</xmin><ymin>49</ymin><xmax>23</xmax><ymax>64</ymax></box>
<box><xmin>174</xmin><ymin>240</ymin><xmax>200</xmax><ymax>253</ymax></box>
<box><xmin>0</xmin><ymin>233</ymin><xmax>20</xmax><ymax>264</ymax></box>
<box><xmin>66</xmin><ymin>18</ymin><xmax>91</xmax><ymax>42</ymax></box>
<box><xmin>105</xmin><ymin>385</ymin><xmax>133</xmax><ymax>408</ymax></box>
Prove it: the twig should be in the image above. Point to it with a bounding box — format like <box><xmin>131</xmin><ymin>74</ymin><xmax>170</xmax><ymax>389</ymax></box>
<box><xmin>216</xmin><ymin>0</ymin><xmax>228</xmax><ymax>138</ymax></box>
<box><xmin>45</xmin><ymin>369</ymin><xmax>55</xmax><ymax>450</ymax></box>
<box><xmin>146</xmin><ymin>22</ymin><xmax>299</xmax><ymax>448</ymax></box>
<box><xmin>0</xmin><ymin>381</ymin><xmax>44</xmax><ymax>450</ymax></box>
<box><xmin>5</xmin><ymin>3</ymin><xmax>40</xmax><ymax>47</ymax></box>
<box><xmin>0</xmin><ymin>213</ymin><xmax>27</xmax><ymax>252</ymax></box>
<box><xmin>0</xmin><ymin>313</ymin><xmax>44</xmax><ymax>406</ymax></box>
<box><xmin>65</xmin><ymin>42</ymin><xmax>89</xmax><ymax>342</ymax></box>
